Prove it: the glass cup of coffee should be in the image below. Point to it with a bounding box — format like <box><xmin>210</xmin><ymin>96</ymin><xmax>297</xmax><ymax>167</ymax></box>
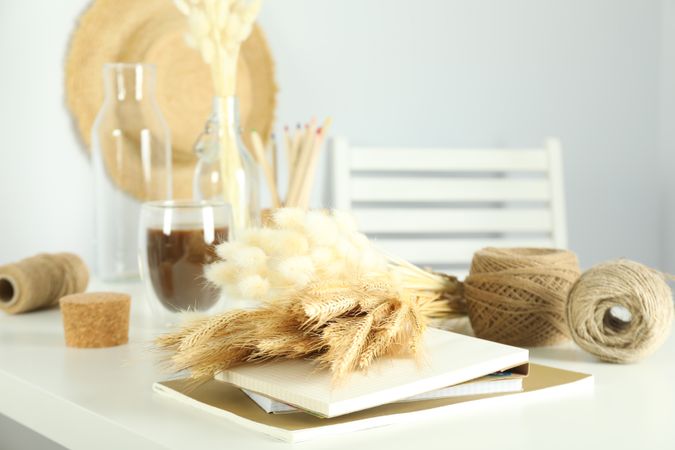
<box><xmin>138</xmin><ymin>200</ymin><xmax>231</xmax><ymax>324</ymax></box>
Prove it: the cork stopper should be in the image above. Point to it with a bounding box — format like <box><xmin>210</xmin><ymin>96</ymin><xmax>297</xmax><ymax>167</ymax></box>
<box><xmin>60</xmin><ymin>292</ymin><xmax>131</xmax><ymax>348</ymax></box>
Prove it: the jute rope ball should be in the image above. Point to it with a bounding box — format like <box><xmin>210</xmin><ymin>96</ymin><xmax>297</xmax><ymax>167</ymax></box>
<box><xmin>566</xmin><ymin>259</ymin><xmax>674</xmax><ymax>363</ymax></box>
<box><xmin>464</xmin><ymin>248</ymin><xmax>581</xmax><ymax>347</ymax></box>
<box><xmin>0</xmin><ymin>253</ymin><xmax>89</xmax><ymax>315</ymax></box>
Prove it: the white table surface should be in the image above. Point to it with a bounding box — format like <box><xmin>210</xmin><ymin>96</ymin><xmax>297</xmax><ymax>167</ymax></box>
<box><xmin>1</xmin><ymin>280</ymin><xmax>674</xmax><ymax>450</ymax></box>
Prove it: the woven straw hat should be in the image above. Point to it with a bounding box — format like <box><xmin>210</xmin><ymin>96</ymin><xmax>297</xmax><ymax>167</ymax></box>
<box><xmin>65</xmin><ymin>0</ymin><xmax>276</xmax><ymax>199</ymax></box>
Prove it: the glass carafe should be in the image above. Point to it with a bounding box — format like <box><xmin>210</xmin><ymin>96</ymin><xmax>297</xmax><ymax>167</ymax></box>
<box><xmin>193</xmin><ymin>96</ymin><xmax>260</xmax><ymax>232</ymax></box>
<box><xmin>91</xmin><ymin>63</ymin><xmax>172</xmax><ymax>281</ymax></box>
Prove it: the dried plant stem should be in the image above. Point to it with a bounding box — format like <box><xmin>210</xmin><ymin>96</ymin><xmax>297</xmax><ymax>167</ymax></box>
<box><xmin>388</xmin><ymin>255</ymin><xmax>466</xmax><ymax>319</ymax></box>
<box><xmin>157</xmin><ymin>276</ymin><xmax>428</xmax><ymax>383</ymax></box>
<box><xmin>214</xmin><ymin>96</ymin><xmax>247</xmax><ymax>228</ymax></box>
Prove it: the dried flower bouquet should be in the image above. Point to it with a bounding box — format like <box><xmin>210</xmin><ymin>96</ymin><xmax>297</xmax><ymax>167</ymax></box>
<box><xmin>157</xmin><ymin>209</ymin><xmax>464</xmax><ymax>382</ymax></box>
<box><xmin>173</xmin><ymin>0</ymin><xmax>262</xmax><ymax>227</ymax></box>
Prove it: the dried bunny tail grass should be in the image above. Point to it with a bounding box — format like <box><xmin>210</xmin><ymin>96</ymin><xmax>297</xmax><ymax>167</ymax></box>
<box><xmin>204</xmin><ymin>260</ymin><xmax>239</xmax><ymax>285</ymax></box>
<box><xmin>237</xmin><ymin>227</ymin><xmax>276</xmax><ymax>248</ymax></box>
<box><xmin>305</xmin><ymin>210</ymin><xmax>339</xmax><ymax>246</ymax></box>
<box><xmin>215</xmin><ymin>241</ymin><xmax>246</xmax><ymax>260</ymax></box>
<box><xmin>310</xmin><ymin>246</ymin><xmax>336</xmax><ymax>267</ymax></box>
<box><xmin>355</xmin><ymin>247</ymin><xmax>388</xmax><ymax>272</ymax></box>
<box><xmin>321</xmin><ymin>260</ymin><xmax>348</xmax><ymax>279</ymax></box>
<box><xmin>350</xmin><ymin>232</ymin><xmax>371</xmax><ymax>249</ymax></box>
<box><xmin>263</xmin><ymin>230</ymin><xmax>310</xmax><ymax>257</ymax></box>
<box><xmin>271</xmin><ymin>208</ymin><xmax>307</xmax><ymax>231</ymax></box>
<box><xmin>237</xmin><ymin>275</ymin><xmax>270</xmax><ymax>299</ymax></box>
<box><xmin>333</xmin><ymin>210</ymin><xmax>359</xmax><ymax>234</ymax></box>
<box><xmin>334</xmin><ymin>238</ymin><xmax>358</xmax><ymax>259</ymax></box>
<box><xmin>274</xmin><ymin>256</ymin><xmax>315</xmax><ymax>288</ymax></box>
<box><xmin>229</xmin><ymin>246</ymin><xmax>267</xmax><ymax>273</ymax></box>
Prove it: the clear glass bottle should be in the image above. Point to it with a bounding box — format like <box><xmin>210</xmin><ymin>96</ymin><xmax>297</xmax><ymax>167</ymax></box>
<box><xmin>193</xmin><ymin>96</ymin><xmax>260</xmax><ymax>231</ymax></box>
<box><xmin>91</xmin><ymin>63</ymin><xmax>172</xmax><ymax>281</ymax></box>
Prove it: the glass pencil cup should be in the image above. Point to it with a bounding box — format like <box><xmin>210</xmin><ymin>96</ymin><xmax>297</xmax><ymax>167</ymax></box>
<box><xmin>138</xmin><ymin>200</ymin><xmax>231</xmax><ymax>325</ymax></box>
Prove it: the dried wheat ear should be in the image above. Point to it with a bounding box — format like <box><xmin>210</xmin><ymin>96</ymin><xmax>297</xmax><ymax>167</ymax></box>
<box><xmin>156</xmin><ymin>275</ymin><xmax>426</xmax><ymax>383</ymax></box>
<box><xmin>157</xmin><ymin>208</ymin><xmax>466</xmax><ymax>382</ymax></box>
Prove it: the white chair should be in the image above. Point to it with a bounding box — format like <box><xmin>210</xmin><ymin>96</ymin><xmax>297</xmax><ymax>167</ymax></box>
<box><xmin>329</xmin><ymin>138</ymin><xmax>568</xmax><ymax>278</ymax></box>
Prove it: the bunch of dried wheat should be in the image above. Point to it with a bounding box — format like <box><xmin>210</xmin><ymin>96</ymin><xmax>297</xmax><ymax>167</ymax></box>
<box><xmin>157</xmin><ymin>208</ymin><xmax>465</xmax><ymax>381</ymax></box>
<box><xmin>156</xmin><ymin>275</ymin><xmax>425</xmax><ymax>383</ymax></box>
<box><xmin>388</xmin><ymin>255</ymin><xmax>466</xmax><ymax>319</ymax></box>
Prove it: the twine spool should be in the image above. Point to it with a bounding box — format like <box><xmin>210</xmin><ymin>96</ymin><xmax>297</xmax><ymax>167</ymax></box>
<box><xmin>0</xmin><ymin>253</ymin><xmax>89</xmax><ymax>314</ymax></box>
<box><xmin>566</xmin><ymin>260</ymin><xmax>674</xmax><ymax>363</ymax></box>
<box><xmin>464</xmin><ymin>248</ymin><xmax>581</xmax><ymax>347</ymax></box>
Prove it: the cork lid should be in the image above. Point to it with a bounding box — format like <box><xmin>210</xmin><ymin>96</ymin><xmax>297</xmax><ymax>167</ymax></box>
<box><xmin>60</xmin><ymin>292</ymin><xmax>131</xmax><ymax>348</ymax></box>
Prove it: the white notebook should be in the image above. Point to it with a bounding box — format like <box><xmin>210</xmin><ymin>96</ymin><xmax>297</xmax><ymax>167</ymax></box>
<box><xmin>215</xmin><ymin>327</ymin><xmax>529</xmax><ymax>418</ymax></box>
<box><xmin>243</xmin><ymin>376</ymin><xmax>524</xmax><ymax>414</ymax></box>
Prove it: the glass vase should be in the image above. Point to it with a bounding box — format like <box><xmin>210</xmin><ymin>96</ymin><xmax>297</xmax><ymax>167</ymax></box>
<box><xmin>91</xmin><ymin>63</ymin><xmax>172</xmax><ymax>281</ymax></box>
<box><xmin>193</xmin><ymin>96</ymin><xmax>260</xmax><ymax>232</ymax></box>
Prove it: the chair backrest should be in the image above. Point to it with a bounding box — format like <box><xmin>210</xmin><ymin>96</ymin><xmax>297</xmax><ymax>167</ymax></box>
<box><xmin>329</xmin><ymin>138</ymin><xmax>568</xmax><ymax>278</ymax></box>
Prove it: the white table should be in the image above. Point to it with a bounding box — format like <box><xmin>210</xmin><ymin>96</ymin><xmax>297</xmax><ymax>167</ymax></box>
<box><xmin>1</xmin><ymin>280</ymin><xmax>674</xmax><ymax>450</ymax></box>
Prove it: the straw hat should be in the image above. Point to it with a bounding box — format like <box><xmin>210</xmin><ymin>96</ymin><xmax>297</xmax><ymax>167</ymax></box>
<box><xmin>65</xmin><ymin>0</ymin><xmax>276</xmax><ymax>200</ymax></box>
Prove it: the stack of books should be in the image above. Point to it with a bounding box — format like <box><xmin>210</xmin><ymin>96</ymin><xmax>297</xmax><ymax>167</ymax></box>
<box><xmin>153</xmin><ymin>328</ymin><xmax>592</xmax><ymax>442</ymax></box>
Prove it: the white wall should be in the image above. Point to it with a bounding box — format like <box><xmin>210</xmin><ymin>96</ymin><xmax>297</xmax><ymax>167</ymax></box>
<box><xmin>261</xmin><ymin>0</ymin><xmax>663</xmax><ymax>269</ymax></box>
<box><xmin>0</xmin><ymin>0</ymin><xmax>667</xmax><ymax>272</ymax></box>
<box><xmin>660</xmin><ymin>0</ymin><xmax>675</xmax><ymax>272</ymax></box>
<box><xmin>0</xmin><ymin>0</ymin><xmax>94</xmax><ymax>264</ymax></box>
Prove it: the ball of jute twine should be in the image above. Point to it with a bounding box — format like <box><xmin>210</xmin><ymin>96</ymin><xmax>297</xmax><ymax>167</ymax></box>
<box><xmin>0</xmin><ymin>253</ymin><xmax>89</xmax><ymax>315</ymax></box>
<box><xmin>566</xmin><ymin>259</ymin><xmax>674</xmax><ymax>363</ymax></box>
<box><xmin>463</xmin><ymin>247</ymin><xmax>581</xmax><ymax>347</ymax></box>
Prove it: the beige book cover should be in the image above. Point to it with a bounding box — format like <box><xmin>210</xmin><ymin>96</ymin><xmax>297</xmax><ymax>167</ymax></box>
<box><xmin>153</xmin><ymin>364</ymin><xmax>592</xmax><ymax>443</ymax></box>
